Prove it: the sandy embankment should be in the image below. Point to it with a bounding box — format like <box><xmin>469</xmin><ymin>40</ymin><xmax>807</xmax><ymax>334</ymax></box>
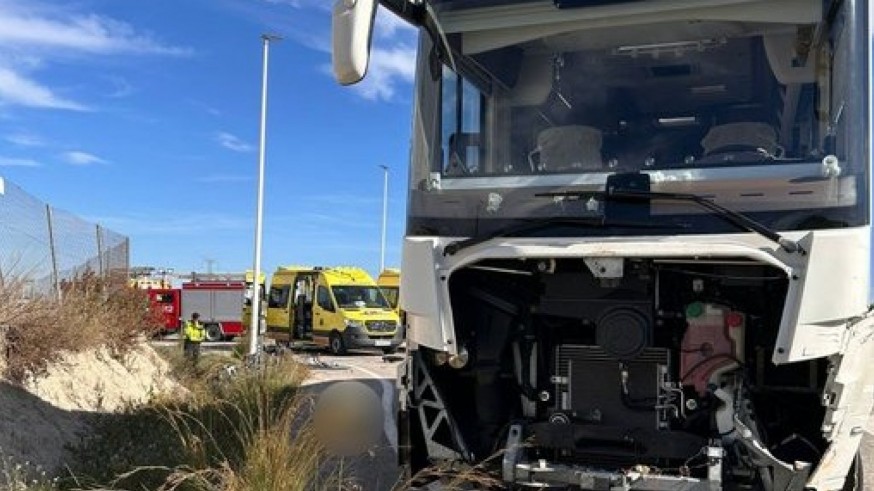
<box><xmin>0</xmin><ymin>344</ymin><xmax>179</xmax><ymax>473</ymax></box>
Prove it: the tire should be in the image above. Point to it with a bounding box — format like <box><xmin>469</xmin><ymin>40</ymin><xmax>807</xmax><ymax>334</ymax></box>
<box><xmin>843</xmin><ymin>453</ymin><xmax>864</xmax><ymax>491</ymax></box>
<box><xmin>205</xmin><ymin>323</ymin><xmax>223</xmax><ymax>342</ymax></box>
<box><xmin>329</xmin><ymin>331</ymin><xmax>347</xmax><ymax>355</ymax></box>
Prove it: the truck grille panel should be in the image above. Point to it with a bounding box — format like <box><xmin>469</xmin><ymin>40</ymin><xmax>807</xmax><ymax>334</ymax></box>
<box><xmin>365</xmin><ymin>320</ymin><xmax>397</xmax><ymax>332</ymax></box>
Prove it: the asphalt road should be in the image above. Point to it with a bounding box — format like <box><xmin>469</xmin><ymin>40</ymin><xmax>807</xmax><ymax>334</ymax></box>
<box><xmin>297</xmin><ymin>351</ymin><xmax>403</xmax><ymax>491</ymax></box>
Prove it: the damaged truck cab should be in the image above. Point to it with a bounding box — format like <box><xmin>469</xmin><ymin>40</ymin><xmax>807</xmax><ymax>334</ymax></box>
<box><xmin>333</xmin><ymin>0</ymin><xmax>873</xmax><ymax>489</ymax></box>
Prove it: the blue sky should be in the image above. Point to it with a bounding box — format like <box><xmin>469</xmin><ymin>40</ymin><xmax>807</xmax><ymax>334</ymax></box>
<box><xmin>0</xmin><ymin>0</ymin><xmax>417</xmax><ymax>278</ymax></box>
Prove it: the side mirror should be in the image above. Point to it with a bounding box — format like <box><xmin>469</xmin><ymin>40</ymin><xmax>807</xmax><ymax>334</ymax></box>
<box><xmin>332</xmin><ymin>0</ymin><xmax>378</xmax><ymax>85</ymax></box>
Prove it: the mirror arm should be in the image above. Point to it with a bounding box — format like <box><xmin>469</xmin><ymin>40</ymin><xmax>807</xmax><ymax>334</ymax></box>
<box><xmin>381</xmin><ymin>0</ymin><xmax>427</xmax><ymax>25</ymax></box>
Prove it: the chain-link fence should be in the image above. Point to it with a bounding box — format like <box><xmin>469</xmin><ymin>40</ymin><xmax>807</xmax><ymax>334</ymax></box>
<box><xmin>0</xmin><ymin>177</ymin><xmax>129</xmax><ymax>296</ymax></box>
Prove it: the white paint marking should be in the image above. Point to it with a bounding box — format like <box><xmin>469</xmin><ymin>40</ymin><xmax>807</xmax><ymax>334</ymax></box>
<box><xmin>351</xmin><ymin>363</ymin><xmax>398</xmax><ymax>453</ymax></box>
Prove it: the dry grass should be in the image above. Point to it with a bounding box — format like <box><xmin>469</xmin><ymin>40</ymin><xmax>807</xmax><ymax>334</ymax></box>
<box><xmin>0</xmin><ymin>274</ymin><xmax>162</xmax><ymax>382</ymax></box>
<box><xmin>0</xmin><ymin>451</ymin><xmax>60</xmax><ymax>490</ymax></box>
<box><xmin>65</xmin><ymin>355</ymin><xmax>327</xmax><ymax>491</ymax></box>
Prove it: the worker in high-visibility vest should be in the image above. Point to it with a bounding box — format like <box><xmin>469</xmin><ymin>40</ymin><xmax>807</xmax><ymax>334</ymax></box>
<box><xmin>183</xmin><ymin>312</ymin><xmax>206</xmax><ymax>364</ymax></box>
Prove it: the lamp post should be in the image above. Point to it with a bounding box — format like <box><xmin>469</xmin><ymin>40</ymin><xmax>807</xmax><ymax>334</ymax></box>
<box><xmin>379</xmin><ymin>165</ymin><xmax>389</xmax><ymax>273</ymax></box>
<box><xmin>248</xmin><ymin>33</ymin><xmax>281</xmax><ymax>358</ymax></box>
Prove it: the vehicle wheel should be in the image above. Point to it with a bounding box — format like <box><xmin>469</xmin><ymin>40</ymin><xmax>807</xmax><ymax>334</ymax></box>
<box><xmin>843</xmin><ymin>453</ymin><xmax>864</xmax><ymax>491</ymax></box>
<box><xmin>205</xmin><ymin>323</ymin><xmax>222</xmax><ymax>342</ymax></box>
<box><xmin>329</xmin><ymin>331</ymin><xmax>347</xmax><ymax>355</ymax></box>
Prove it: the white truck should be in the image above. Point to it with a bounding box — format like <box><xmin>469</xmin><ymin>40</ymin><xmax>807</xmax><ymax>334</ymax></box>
<box><xmin>332</xmin><ymin>1</ymin><xmax>873</xmax><ymax>489</ymax></box>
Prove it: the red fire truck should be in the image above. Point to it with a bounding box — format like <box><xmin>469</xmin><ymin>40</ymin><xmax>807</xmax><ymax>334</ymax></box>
<box><xmin>145</xmin><ymin>280</ymin><xmax>246</xmax><ymax>341</ymax></box>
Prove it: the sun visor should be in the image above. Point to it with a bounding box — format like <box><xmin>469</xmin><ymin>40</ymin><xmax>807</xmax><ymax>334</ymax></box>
<box><xmin>764</xmin><ymin>32</ymin><xmax>816</xmax><ymax>85</ymax></box>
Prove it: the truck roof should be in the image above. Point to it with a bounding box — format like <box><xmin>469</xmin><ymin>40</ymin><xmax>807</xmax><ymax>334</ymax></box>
<box><xmin>377</xmin><ymin>268</ymin><xmax>400</xmax><ymax>287</ymax></box>
<box><xmin>182</xmin><ymin>281</ymin><xmax>246</xmax><ymax>290</ymax></box>
<box><xmin>271</xmin><ymin>266</ymin><xmax>378</xmax><ymax>287</ymax></box>
<box><xmin>244</xmin><ymin>270</ymin><xmax>267</xmax><ymax>283</ymax></box>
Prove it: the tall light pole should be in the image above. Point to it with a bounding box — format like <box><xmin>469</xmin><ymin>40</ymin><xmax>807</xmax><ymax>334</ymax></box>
<box><xmin>248</xmin><ymin>33</ymin><xmax>281</xmax><ymax>357</ymax></box>
<box><xmin>379</xmin><ymin>165</ymin><xmax>389</xmax><ymax>273</ymax></box>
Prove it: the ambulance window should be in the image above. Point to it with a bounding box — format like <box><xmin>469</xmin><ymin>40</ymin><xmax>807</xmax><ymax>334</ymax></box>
<box><xmin>267</xmin><ymin>286</ymin><xmax>289</xmax><ymax>308</ymax></box>
<box><xmin>316</xmin><ymin>286</ymin><xmax>334</xmax><ymax>312</ymax></box>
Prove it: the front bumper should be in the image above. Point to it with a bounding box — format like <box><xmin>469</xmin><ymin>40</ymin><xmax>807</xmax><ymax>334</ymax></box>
<box><xmin>343</xmin><ymin>323</ymin><xmax>406</xmax><ymax>350</ymax></box>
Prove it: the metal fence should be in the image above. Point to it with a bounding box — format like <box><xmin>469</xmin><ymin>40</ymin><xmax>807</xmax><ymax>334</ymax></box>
<box><xmin>0</xmin><ymin>177</ymin><xmax>129</xmax><ymax>296</ymax></box>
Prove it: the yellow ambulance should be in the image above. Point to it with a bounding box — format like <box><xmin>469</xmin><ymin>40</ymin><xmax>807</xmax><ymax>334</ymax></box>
<box><xmin>263</xmin><ymin>266</ymin><xmax>403</xmax><ymax>355</ymax></box>
<box><xmin>376</xmin><ymin>268</ymin><xmax>400</xmax><ymax>313</ymax></box>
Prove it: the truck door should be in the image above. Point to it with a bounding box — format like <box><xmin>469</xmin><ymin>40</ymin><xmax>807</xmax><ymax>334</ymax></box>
<box><xmin>312</xmin><ymin>283</ymin><xmax>339</xmax><ymax>339</ymax></box>
<box><xmin>266</xmin><ymin>284</ymin><xmax>291</xmax><ymax>333</ymax></box>
<box><xmin>290</xmin><ymin>275</ymin><xmax>314</xmax><ymax>339</ymax></box>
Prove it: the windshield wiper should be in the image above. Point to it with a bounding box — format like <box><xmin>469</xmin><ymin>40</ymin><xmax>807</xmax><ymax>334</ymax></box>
<box><xmin>540</xmin><ymin>189</ymin><xmax>803</xmax><ymax>254</ymax></box>
<box><xmin>443</xmin><ymin>216</ymin><xmax>687</xmax><ymax>256</ymax></box>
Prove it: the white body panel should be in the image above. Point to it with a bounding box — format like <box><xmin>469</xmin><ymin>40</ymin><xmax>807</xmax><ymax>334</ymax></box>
<box><xmin>181</xmin><ymin>289</ymin><xmax>244</xmax><ymax>324</ymax></box>
<box><xmin>400</xmin><ymin>227</ymin><xmax>871</xmax><ymax>364</ymax></box>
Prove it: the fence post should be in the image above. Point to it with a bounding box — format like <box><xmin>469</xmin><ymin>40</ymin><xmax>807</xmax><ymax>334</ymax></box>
<box><xmin>45</xmin><ymin>204</ymin><xmax>61</xmax><ymax>300</ymax></box>
<box><xmin>95</xmin><ymin>224</ymin><xmax>104</xmax><ymax>278</ymax></box>
<box><xmin>124</xmin><ymin>237</ymin><xmax>130</xmax><ymax>278</ymax></box>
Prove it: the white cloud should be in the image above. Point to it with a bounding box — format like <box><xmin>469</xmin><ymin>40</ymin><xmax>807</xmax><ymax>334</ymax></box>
<box><xmin>0</xmin><ymin>67</ymin><xmax>88</xmax><ymax>110</ymax></box>
<box><xmin>0</xmin><ymin>1</ymin><xmax>191</xmax><ymax>113</ymax></box>
<box><xmin>216</xmin><ymin>132</ymin><xmax>254</xmax><ymax>153</ymax></box>
<box><xmin>0</xmin><ymin>4</ymin><xmax>191</xmax><ymax>56</ymax></box>
<box><xmin>374</xmin><ymin>6</ymin><xmax>416</xmax><ymax>40</ymax></box>
<box><xmin>348</xmin><ymin>44</ymin><xmax>417</xmax><ymax>102</ymax></box>
<box><xmin>61</xmin><ymin>150</ymin><xmax>107</xmax><ymax>165</ymax></box>
<box><xmin>4</xmin><ymin>131</ymin><xmax>43</xmax><ymax>146</ymax></box>
<box><xmin>0</xmin><ymin>156</ymin><xmax>39</xmax><ymax>167</ymax></box>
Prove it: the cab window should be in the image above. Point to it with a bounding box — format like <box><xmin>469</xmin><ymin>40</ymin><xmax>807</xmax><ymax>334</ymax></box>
<box><xmin>155</xmin><ymin>293</ymin><xmax>174</xmax><ymax>304</ymax></box>
<box><xmin>442</xmin><ymin>66</ymin><xmax>488</xmax><ymax>176</ymax></box>
<box><xmin>267</xmin><ymin>285</ymin><xmax>290</xmax><ymax>308</ymax></box>
<box><xmin>316</xmin><ymin>286</ymin><xmax>334</xmax><ymax>312</ymax></box>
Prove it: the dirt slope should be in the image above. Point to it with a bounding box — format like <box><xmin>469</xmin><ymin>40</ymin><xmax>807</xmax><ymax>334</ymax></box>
<box><xmin>0</xmin><ymin>344</ymin><xmax>178</xmax><ymax>473</ymax></box>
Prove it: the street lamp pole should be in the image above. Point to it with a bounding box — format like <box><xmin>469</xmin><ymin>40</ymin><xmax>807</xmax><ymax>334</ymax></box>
<box><xmin>379</xmin><ymin>165</ymin><xmax>389</xmax><ymax>273</ymax></box>
<box><xmin>248</xmin><ymin>33</ymin><xmax>281</xmax><ymax>358</ymax></box>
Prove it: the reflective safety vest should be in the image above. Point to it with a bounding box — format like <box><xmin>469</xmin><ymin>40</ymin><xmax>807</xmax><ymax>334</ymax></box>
<box><xmin>184</xmin><ymin>320</ymin><xmax>206</xmax><ymax>342</ymax></box>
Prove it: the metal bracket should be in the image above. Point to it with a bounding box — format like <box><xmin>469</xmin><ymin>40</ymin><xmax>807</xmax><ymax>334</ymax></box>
<box><xmin>583</xmin><ymin>257</ymin><xmax>624</xmax><ymax>279</ymax></box>
<box><xmin>734</xmin><ymin>416</ymin><xmax>810</xmax><ymax>491</ymax></box>
<box><xmin>502</xmin><ymin>424</ymin><xmax>524</xmax><ymax>482</ymax></box>
<box><xmin>412</xmin><ymin>351</ymin><xmax>473</xmax><ymax>462</ymax></box>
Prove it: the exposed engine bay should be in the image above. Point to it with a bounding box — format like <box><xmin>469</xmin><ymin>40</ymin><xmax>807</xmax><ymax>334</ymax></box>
<box><xmin>403</xmin><ymin>257</ymin><xmax>839</xmax><ymax>490</ymax></box>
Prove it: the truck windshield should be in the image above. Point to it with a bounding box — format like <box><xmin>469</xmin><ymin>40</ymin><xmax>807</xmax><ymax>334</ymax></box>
<box><xmin>408</xmin><ymin>0</ymin><xmax>869</xmax><ymax>238</ymax></box>
<box><xmin>380</xmin><ymin>286</ymin><xmax>400</xmax><ymax>309</ymax></box>
<box><xmin>332</xmin><ymin>286</ymin><xmax>391</xmax><ymax>309</ymax></box>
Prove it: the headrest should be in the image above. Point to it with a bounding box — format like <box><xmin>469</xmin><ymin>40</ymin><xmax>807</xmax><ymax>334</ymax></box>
<box><xmin>701</xmin><ymin>122</ymin><xmax>778</xmax><ymax>155</ymax></box>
